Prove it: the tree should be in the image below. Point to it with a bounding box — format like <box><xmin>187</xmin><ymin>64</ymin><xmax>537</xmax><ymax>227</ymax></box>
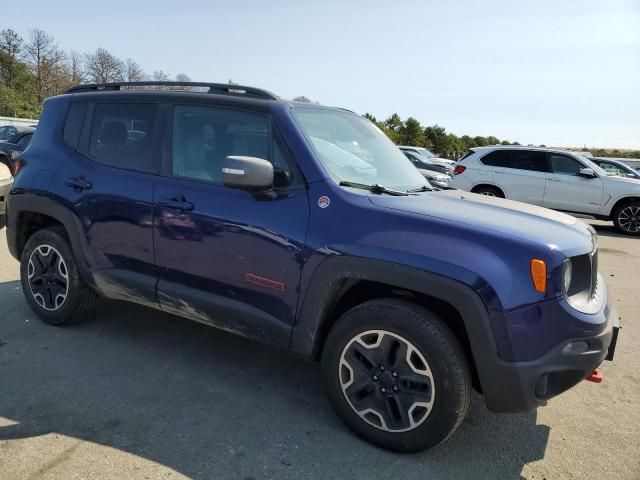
<box><xmin>86</xmin><ymin>48</ymin><xmax>124</xmax><ymax>83</ymax></box>
<box><xmin>152</xmin><ymin>70</ymin><xmax>171</xmax><ymax>81</ymax></box>
<box><xmin>66</xmin><ymin>50</ymin><xmax>86</xmax><ymax>85</ymax></box>
<box><xmin>0</xmin><ymin>51</ymin><xmax>39</xmax><ymax>117</ymax></box>
<box><xmin>175</xmin><ymin>72</ymin><xmax>191</xmax><ymax>82</ymax></box>
<box><xmin>0</xmin><ymin>29</ymin><xmax>23</xmax><ymax>87</ymax></box>
<box><xmin>292</xmin><ymin>95</ymin><xmax>312</xmax><ymax>103</ymax></box>
<box><xmin>124</xmin><ymin>58</ymin><xmax>145</xmax><ymax>81</ymax></box>
<box><xmin>398</xmin><ymin>117</ymin><xmax>424</xmax><ymax>146</ymax></box>
<box><xmin>363</xmin><ymin>113</ymin><xmax>377</xmax><ymax>123</ymax></box>
<box><xmin>23</xmin><ymin>29</ymin><xmax>66</xmax><ymax>101</ymax></box>
<box><xmin>424</xmin><ymin>124</ymin><xmax>448</xmax><ymax>154</ymax></box>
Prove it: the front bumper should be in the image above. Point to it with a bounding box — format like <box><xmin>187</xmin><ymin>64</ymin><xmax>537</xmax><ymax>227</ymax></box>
<box><xmin>477</xmin><ymin>303</ymin><xmax>619</xmax><ymax>413</ymax></box>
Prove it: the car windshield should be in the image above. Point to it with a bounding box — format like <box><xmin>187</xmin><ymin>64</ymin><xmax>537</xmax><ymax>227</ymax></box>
<box><xmin>579</xmin><ymin>155</ymin><xmax>609</xmax><ymax>176</ymax></box>
<box><xmin>292</xmin><ymin>108</ymin><xmax>427</xmax><ymax>191</ymax></box>
<box><xmin>417</xmin><ymin>147</ymin><xmax>436</xmax><ymax>158</ymax></box>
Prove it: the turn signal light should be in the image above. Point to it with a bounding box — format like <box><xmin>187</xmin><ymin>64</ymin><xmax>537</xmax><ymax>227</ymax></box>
<box><xmin>453</xmin><ymin>165</ymin><xmax>466</xmax><ymax>175</ymax></box>
<box><xmin>530</xmin><ymin>259</ymin><xmax>547</xmax><ymax>293</ymax></box>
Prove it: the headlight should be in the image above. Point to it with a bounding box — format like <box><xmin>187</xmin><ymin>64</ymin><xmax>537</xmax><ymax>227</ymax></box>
<box><xmin>562</xmin><ymin>258</ymin><xmax>573</xmax><ymax>294</ymax></box>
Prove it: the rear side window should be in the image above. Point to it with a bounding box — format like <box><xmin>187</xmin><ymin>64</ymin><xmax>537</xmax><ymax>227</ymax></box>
<box><xmin>63</xmin><ymin>102</ymin><xmax>87</xmax><ymax>149</ymax></box>
<box><xmin>481</xmin><ymin>150</ymin><xmax>547</xmax><ymax>172</ymax></box>
<box><xmin>510</xmin><ymin>150</ymin><xmax>548</xmax><ymax>172</ymax></box>
<box><xmin>549</xmin><ymin>154</ymin><xmax>584</xmax><ymax>175</ymax></box>
<box><xmin>459</xmin><ymin>150</ymin><xmax>475</xmax><ymax>161</ymax></box>
<box><xmin>16</xmin><ymin>133</ymin><xmax>33</xmax><ymax>149</ymax></box>
<box><xmin>85</xmin><ymin>103</ymin><xmax>157</xmax><ymax>172</ymax></box>
<box><xmin>480</xmin><ymin>150</ymin><xmax>510</xmax><ymax>167</ymax></box>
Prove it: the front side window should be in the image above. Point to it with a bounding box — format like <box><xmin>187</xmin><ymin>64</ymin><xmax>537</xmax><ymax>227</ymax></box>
<box><xmin>87</xmin><ymin>103</ymin><xmax>156</xmax><ymax>172</ymax></box>
<box><xmin>550</xmin><ymin>154</ymin><xmax>584</xmax><ymax>175</ymax></box>
<box><xmin>292</xmin><ymin>108</ymin><xmax>426</xmax><ymax>191</ymax></box>
<box><xmin>171</xmin><ymin>105</ymin><xmax>299</xmax><ymax>187</ymax></box>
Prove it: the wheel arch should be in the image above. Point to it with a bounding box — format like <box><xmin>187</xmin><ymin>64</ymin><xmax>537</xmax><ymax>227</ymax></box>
<box><xmin>470</xmin><ymin>183</ymin><xmax>505</xmax><ymax>196</ymax></box>
<box><xmin>608</xmin><ymin>195</ymin><xmax>640</xmax><ymax>219</ymax></box>
<box><xmin>7</xmin><ymin>193</ymin><xmax>94</xmax><ymax>288</ymax></box>
<box><xmin>291</xmin><ymin>257</ymin><xmax>499</xmax><ymax>391</ymax></box>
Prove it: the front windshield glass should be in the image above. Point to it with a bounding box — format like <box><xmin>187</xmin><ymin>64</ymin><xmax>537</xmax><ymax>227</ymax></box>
<box><xmin>579</xmin><ymin>155</ymin><xmax>609</xmax><ymax>176</ymax></box>
<box><xmin>417</xmin><ymin>147</ymin><xmax>435</xmax><ymax>158</ymax></box>
<box><xmin>292</xmin><ymin>108</ymin><xmax>427</xmax><ymax>191</ymax></box>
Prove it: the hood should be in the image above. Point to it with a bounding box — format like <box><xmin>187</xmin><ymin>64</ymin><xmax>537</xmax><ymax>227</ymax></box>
<box><xmin>602</xmin><ymin>175</ymin><xmax>640</xmax><ymax>185</ymax></box>
<box><xmin>369</xmin><ymin>189</ymin><xmax>594</xmax><ymax>257</ymax></box>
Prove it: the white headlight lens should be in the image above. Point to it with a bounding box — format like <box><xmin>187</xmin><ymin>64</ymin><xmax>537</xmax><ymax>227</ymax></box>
<box><xmin>563</xmin><ymin>259</ymin><xmax>573</xmax><ymax>293</ymax></box>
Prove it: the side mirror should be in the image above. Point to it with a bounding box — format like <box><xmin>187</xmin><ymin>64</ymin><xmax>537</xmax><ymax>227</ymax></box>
<box><xmin>9</xmin><ymin>150</ymin><xmax>19</xmax><ymax>161</ymax></box>
<box><xmin>222</xmin><ymin>156</ymin><xmax>274</xmax><ymax>190</ymax></box>
<box><xmin>578</xmin><ymin>167</ymin><xmax>596</xmax><ymax>178</ymax></box>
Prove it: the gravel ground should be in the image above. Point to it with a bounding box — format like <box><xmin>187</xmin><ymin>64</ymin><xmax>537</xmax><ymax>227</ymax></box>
<box><xmin>0</xmin><ymin>220</ymin><xmax>638</xmax><ymax>480</ymax></box>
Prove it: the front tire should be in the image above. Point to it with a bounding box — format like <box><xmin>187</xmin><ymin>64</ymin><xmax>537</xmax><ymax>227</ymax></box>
<box><xmin>613</xmin><ymin>201</ymin><xmax>640</xmax><ymax>236</ymax></box>
<box><xmin>321</xmin><ymin>299</ymin><xmax>471</xmax><ymax>452</ymax></box>
<box><xmin>20</xmin><ymin>227</ymin><xmax>97</xmax><ymax>325</ymax></box>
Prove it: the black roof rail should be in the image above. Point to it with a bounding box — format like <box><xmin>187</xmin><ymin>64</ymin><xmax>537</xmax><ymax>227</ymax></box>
<box><xmin>65</xmin><ymin>82</ymin><xmax>279</xmax><ymax>100</ymax></box>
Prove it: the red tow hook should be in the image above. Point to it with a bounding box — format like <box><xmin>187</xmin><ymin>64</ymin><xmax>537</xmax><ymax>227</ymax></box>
<box><xmin>585</xmin><ymin>368</ymin><xmax>603</xmax><ymax>383</ymax></box>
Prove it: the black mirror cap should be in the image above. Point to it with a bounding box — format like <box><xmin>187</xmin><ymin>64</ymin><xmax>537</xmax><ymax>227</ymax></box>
<box><xmin>222</xmin><ymin>156</ymin><xmax>274</xmax><ymax>189</ymax></box>
<box><xmin>578</xmin><ymin>167</ymin><xmax>597</xmax><ymax>178</ymax></box>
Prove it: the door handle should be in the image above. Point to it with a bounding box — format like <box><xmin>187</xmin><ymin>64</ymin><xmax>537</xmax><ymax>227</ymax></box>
<box><xmin>159</xmin><ymin>195</ymin><xmax>194</xmax><ymax>212</ymax></box>
<box><xmin>547</xmin><ymin>177</ymin><xmax>562</xmax><ymax>182</ymax></box>
<box><xmin>64</xmin><ymin>177</ymin><xmax>92</xmax><ymax>191</ymax></box>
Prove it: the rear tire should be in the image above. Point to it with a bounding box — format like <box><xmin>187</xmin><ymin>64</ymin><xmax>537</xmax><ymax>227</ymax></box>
<box><xmin>612</xmin><ymin>201</ymin><xmax>640</xmax><ymax>236</ymax></box>
<box><xmin>20</xmin><ymin>227</ymin><xmax>97</xmax><ymax>325</ymax></box>
<box><xmin>321</xmin><ymin>299</ymin><xmax>471</xmax><ymax>453</ymax></box>
<box><xmin>473</xmin><ymin>185</ymin><xmax>504</xmax><ymax>198</ymax></box>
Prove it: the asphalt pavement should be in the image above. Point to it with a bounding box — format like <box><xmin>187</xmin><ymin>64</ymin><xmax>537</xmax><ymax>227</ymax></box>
<box><xmin>0</xmin><ymin>220</ymin><xmax>638</xmax><ymax>480</ymax></box>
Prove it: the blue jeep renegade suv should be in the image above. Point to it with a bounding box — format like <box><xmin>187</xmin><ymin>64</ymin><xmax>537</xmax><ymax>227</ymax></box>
<box><xmin>6</xmin><ymin>82</ymin><xmax>619</xmax><ymax>452</ymax></box>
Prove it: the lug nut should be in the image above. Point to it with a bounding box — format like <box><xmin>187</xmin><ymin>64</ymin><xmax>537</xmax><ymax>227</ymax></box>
<box><xmin>393</xmin><ymin>385</ymin><xmax>399</xmax><ymax>392</ymax></box>
<box><xmin>392</xmin><ymin>372</ymin><xmax>398</xmax><ymax>378</ymax></box>
<box><xmin>380</xmin><ymin>387</ymin><xmax>386</xmax><ymax>393</ymax></box>
<box><xmin>380</xmin><ymin>365</ymin><xmax>385</xmax><ymax>371</ymax></box>
<box><xmin>372</xmin><ymin>375</ymin><xmax>378</xmax><ymax>381</ymax></box>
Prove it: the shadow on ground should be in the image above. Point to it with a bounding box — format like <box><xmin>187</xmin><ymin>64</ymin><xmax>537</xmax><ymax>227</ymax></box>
<box><xmin>0</xmin><ymin>280</ymin><xmax>549</xmax><ymax>479</ymax></box>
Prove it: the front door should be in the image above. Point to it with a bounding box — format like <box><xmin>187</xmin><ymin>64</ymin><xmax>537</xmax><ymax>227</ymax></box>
<box><xmin>153</xmin><ymin>104</ymin><xmax>309</xmax><ymax>347</ymax></box>
<box><xmin>542</xmin><ymin>153</ymin><xmax>604</xmax><ymax>214</ymax></box>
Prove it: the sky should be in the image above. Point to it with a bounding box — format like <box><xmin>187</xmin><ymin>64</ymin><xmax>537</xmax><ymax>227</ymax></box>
<box><xmin>8</xmin><ymin>0</ymin><xmax>640</xmax><ymax>148</ymax></box>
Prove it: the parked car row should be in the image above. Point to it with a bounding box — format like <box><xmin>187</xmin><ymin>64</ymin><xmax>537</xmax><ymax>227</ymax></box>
<box><xmin>0</xmin><ymin>125</ymin><xmax>36</xmax><ymax>228</ymax></box>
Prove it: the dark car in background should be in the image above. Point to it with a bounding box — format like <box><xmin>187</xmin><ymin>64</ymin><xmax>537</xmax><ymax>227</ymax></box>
<box><xmin>591</xmin><ymin>157</ymin><xmax>640</xmax><ymax>180</ymax></box>
<box><xmin>0</xmin><ymin>127</ymin><xmax>35</xmax><ymax>175</ymax></box>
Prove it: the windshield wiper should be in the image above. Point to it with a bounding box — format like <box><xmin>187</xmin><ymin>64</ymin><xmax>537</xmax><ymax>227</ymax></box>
<box><xmin>339</xmin><ymin>181</ymin><xmax>410</xmax><ymax>196</ymax></box>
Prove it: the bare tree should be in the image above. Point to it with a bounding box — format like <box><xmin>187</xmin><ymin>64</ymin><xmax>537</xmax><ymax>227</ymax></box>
<box><xmin>124</xmin><ymin>58</ymin><xmax>145</xmax><ymax>81</ymax></box>
<box><xmin>66</xmin><ymin>50</ymin><xmax>86</xmax><ymax>84</ymax></box>
<box><xmin>23</xmin><ymin>29</ymin><xmax>66</xmax><ymax>100</ymax></box>
<box><xmin>85</xmin><ymin>48</ymin><xmax>124</xmax><ymax>83</ymax></box>
<box><xmin>175</xmin><ymin>72</ymin><xmax>191</xmax><ymax>82</ymax></box>
<box><xmin>152</xmin><ymin>70</ymin><xmax>171</xmax><ymax>82</ymax></box>
<box><xmin>292</xmin><ymin>95</ymin><xmax>312</xmax><ymax>103</ymax></box>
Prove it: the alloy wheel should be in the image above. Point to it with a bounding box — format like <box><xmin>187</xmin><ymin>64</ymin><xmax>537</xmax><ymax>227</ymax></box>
<box><xmin>618</xmin><ymin>206</ymin><xmax>640</xmax><ymax>233</ymax></box>
<box><xmin>27</xmin><ymin>244</ymin><xmax>69</xmax><ymax>311</ymax></box>
<box><xmin>339</xmin><ymin>330</ymin><xmax>435</xmax><ymax>432</ymax></box>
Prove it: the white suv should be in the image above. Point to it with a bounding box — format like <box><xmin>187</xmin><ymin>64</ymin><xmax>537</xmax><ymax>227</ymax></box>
<box><xmin>450</xmin><ymin>145</ymin><xmax>640</xmax><ymax>235</ymax></box>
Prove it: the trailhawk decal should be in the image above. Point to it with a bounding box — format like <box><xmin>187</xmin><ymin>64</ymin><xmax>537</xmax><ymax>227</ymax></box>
<box><xmin>245</xmin><ymin>273</ymin><xmax>286</xmax><ymax>292</ymax></box>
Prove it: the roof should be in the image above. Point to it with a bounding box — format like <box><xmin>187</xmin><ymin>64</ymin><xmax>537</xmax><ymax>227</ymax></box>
<box><xmin>471</xmin><ymin>144</ymin><xmax>585</xmax><ymax>156</ymax></box>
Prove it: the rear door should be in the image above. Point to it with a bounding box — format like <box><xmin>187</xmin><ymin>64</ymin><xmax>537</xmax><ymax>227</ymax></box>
<box><xmin>542</xmin><ymin>153</ymin><xmax>604</xmax><ymax>214</ymax></box>
<box><xmin>52</xmin><ymin>100</ymin><xmax>160</xmax><ymax>304</ymax></box>
<box><xmin>483</xmin><ymin>149</ymin><xmax>548</xmax><ymax>205</ymax></box>
<box><xmin>152</xmin><ymin>103</ymin><xmax>309</xmax><ymax>347</ymax></box>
